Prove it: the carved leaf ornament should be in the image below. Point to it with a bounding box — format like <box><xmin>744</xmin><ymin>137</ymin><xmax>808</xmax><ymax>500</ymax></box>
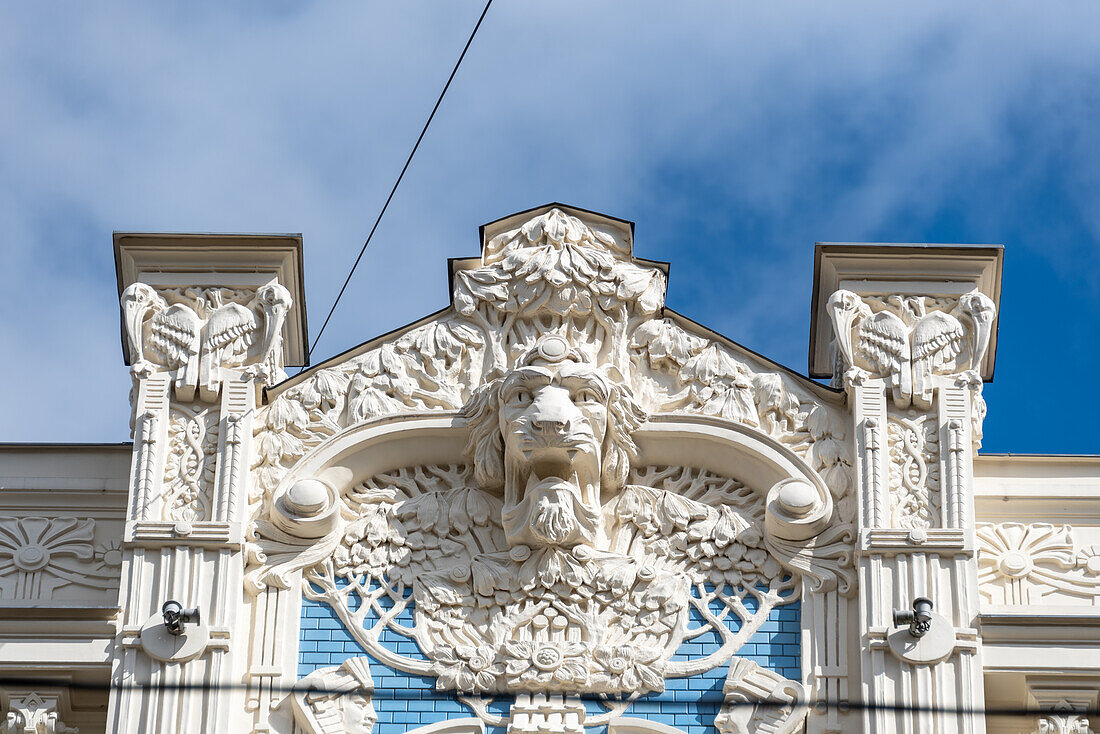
<box><xmin>248</xmin><ymin>207</ymin><xmax>854</xmax><ymax>725</ymax></box>
<box><xmin>0</xmin><ymin>517</ymin><xmax>119</xmax><ymax>600</ymax></box>
<box><xmin>977</xmin><ymin>522</ymin><xmax>1100</xmax><ymax>605</ymax></box>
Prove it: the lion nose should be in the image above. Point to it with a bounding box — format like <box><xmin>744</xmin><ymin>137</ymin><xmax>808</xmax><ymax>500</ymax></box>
<box><xmin>531</xmin><ymin>417</ymin><xmax>569</xmax><ymax>434</ymax></box>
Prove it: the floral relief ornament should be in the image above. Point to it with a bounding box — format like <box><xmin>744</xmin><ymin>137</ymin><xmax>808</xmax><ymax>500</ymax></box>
<box><xmin>977</xmin><ymin>522</ymin><xmax>1100</xmax><ymax>604</ymax></box>
<box><xmin>246</xmin><ymin>208</ymin><xmax>856</xmax><ymax>729</ymax></box>
<box><xmin>259</xmin><ymin>334</ymin><xmax>852</xmax><ymax>709</ymax></box>
<box><xmin>0</xmin><ymin>517</ymin><xmax>119</xmax><ymax>600</ymax></box>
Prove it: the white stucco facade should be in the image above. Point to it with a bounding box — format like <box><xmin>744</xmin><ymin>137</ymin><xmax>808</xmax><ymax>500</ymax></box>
<box><xmin>0</xmin><ymin>205</ymin><xmax>1095</xmax><ymax>733</ymax></box>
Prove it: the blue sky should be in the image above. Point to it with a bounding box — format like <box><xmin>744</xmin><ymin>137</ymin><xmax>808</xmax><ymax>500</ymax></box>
<box><xmin>1</xmin><ymin>1</ymin><xmax>1097</xmax><ymax>454</ymax></box>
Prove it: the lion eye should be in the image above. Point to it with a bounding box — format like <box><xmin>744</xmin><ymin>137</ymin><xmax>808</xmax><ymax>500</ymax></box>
<box><xmin>511</xmin><ymin>389</ymin><xmax>533</xmax><ymax>406</ymax></box>
<box><xmin>576</xmin><ymin>389</ymin><xmax>600</xmax><ymax>403</ymax></box>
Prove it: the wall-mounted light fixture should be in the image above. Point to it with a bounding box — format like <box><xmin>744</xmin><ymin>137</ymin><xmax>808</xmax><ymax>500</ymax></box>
<box><xmin>161</xmin><ymin>600</ymin><xmax>201</xmax><ymax>636</ymax></box>
<box><xmin>892</xmin><ymin>597</ymin><xmax>934</xmax><ymax>639</ymax></box>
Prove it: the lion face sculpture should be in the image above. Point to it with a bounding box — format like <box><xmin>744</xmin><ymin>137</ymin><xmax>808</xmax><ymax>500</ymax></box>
<box><xmin>462</xmin><ymin>336</ymin><xmax>646</xmax><ymax>549</ymax></box>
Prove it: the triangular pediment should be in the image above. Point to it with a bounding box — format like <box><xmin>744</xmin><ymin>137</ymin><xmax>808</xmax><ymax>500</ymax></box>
<box><xmin>275</xmin><ymin>203</ymin><xmax>837</xmax><ymax>407</ymax></box>
<box><xmin>260</xmin><ymin>202</ymin><xmax>854</xmax><ymax>530</ymax></box>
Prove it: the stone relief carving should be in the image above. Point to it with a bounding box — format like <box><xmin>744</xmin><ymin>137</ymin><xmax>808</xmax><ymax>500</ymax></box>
<box><xmin>251</xmin><ymin>208</ymin><xmax>853</xmax><ymax>521</ymax></box>
<box><xmin>284</xmin><ymin>657</ymin><xmax>376</xmax><ymax>734</ymax></box>
<box><xmin>250</xmin><ymin>340</ymin><xmax>852</xmax><ymax>728</ymax></box>
<box><xmin>247</xmin><ymin>208</ymin><xmax>857</xmax><ymax>730</ymax></box>
<box><xmin>977</xmin><ymin>523</ymin><xmax>1100</xmax><ymax>606</ymax></box>
<box><xmin>0</xmin><ymin>692</ymin><xmax>78</xmax><ymax>734</ymax></box>
<box><xmin>886</xmin><ymin>409</ymin><xmax>941</xmax><ymax>530</ymax></box>
<box><xmin>0</xmin><ymin>518</ymin><xmax>120</xmax><ymax>602</ymax></box>
<box><xmin>826</xmin><ymin>289</ymin><xmax>996</xmax><ymax>412</ymax></box>
<box><xmin>1034</xmin><ymin>707</ymin><xmax>1092</xmax><ymax>734</ymax></box>
<box><xmin>121</xmin><ymin>282</ymin><xmax>292</xmax><ymax>400</ymax></box>
<box><xmin>251</xmin><ymin>316</ymin><xmax>485</xmax><ymax>503</ymax></box>
<box><xmin>714</xmin><ymin>658</ymin><xmax>808</xmax><ymax>734</ymax></box>
<box><xmin>506</xmin><ymin>694</ymin><xmax>586</xmax><ymax>734</ymax></box>
<box><xmin>162</xmin><ymin>402</ymin><xmax>220</xmax><ymax>524</ymax></box>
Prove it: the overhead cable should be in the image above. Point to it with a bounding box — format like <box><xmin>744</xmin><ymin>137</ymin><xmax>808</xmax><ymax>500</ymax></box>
<box><xmin>308</xmin><ymin>0</ymin><xmax>495</xmax><ymax>359</ymax></box>
<box><xmin>0</xmin><ymin>676</ymin><xmax>1087</xmax><ymax>718</ymax></box>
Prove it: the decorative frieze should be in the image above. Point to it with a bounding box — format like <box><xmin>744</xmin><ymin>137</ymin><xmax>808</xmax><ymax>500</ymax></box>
<box><xmin>0</xmin><ymin>517</ymin><xmax>120</xmax><ymax>603</ymax></box>
<box><xmin>977</xmin><ymin>522</ymin><xmax>1100</xmax><ymax>606</ymax></box>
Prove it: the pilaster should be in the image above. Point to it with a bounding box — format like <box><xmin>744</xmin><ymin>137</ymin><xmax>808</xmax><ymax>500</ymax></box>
<box><xmin>108</xmin><ymin>234</ymin><xmax>306</xmax><ymax>733</ymax></box>
<box><xmin>815</xmin><ymin>243</ymin><xmax>1002</xmax><ymax>734</ymax></box>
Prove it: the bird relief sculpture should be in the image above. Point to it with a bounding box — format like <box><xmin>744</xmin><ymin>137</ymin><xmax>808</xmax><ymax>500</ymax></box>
<box><xmin>121</xmin><ymin>282</ymin><xmax>292</xmax><ymax>401</ymax></box>
<box><xmin>826</xmin><ymin>290</ymin><xmax>996</xmax><ymax>409</ymax></box>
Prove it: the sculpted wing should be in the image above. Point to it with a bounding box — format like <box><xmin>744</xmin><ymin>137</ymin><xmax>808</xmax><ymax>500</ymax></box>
<box><xmin>149</xmin><ymin>303</ymin><xmax>202</xmax><ymax>367</ymax></box>
<box><xmin>856</xmin><ymin>310</ymin><xmax>912</xmax><ymax>406</ymax></box>
<box><xmin>149</xmin><ymin>303</ymin><xmax>202</xmax><ymax>398</ymax></box>
<box><xmin>202</xmin><ymin>302</ymin><xmax>258</xmax><ymax>363</ymax></box>
<box><xmin>199</xmin><ymin>302</ymin><xmax>258</xmax><ymax>399</ymax></box>
<box><xmin>911</xmin><ymin>310</ymin><xmax>963</xmax><ymax>409</ymax></box>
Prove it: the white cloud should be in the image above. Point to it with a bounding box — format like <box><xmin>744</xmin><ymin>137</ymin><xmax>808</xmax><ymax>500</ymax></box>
<box><xmin>0</xmin><ymin>0</ymin><xmax>1097</xmax><ymax>449</ymax></box>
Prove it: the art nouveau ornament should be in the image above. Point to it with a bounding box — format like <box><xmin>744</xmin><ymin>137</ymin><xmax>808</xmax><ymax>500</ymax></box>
<box><xmin>246</xmin><ymin>206</ymin><xmax>857</xmax><ymax>731</ymax></box>
<box><xmin>0</xmin><ymin>692</ymin><xmax>77</xmax><ymax>734</ymax></box>
<box><xmin>120</xmin><ymin>281</ymin><xmax>292</xmax><ymax>400</ymax></box>
<box><xmin>464</xmin><ymin>335</ymin><xmax>644</xmax><ymax>550</ymax></box>
<box><xmin>255</xmin><ymin>336</ymin><xmax>845</xmax><ymax>706</ymax></box>
<box><xmin>714</xmin><ymin>658</ymin><xmax>808</xmax><ymax>734</ymax></box>
<box><xmin>977</xmin><ymin>522</ymin><xmax>1100</xmax><ymax>605</ymax></box>
<box><xmin>285</xmin><ymin>658</ymin><xmax>377</xmax><ymax>734</ymax></box>
<box><xmin>826</xmin><ymin>289</ymin><xmax>996</xmax><ymax>410</ymax></box>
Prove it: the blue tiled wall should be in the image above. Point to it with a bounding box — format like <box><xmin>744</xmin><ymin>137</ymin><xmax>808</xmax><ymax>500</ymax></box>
<box><xmin>299</xmin><ymin>589</ymin><xmax>800</xmax><ymax>734</ymax></box>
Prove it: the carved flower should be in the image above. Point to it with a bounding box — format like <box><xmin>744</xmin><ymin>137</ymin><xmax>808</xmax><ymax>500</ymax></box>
<box><xmin>264</xmin><ymin>394</ymin><xmax>310</xmax><ymax>433</ymax></box>
<box><xmin>804</xmin><ymin>406</ymin><xmax>852</xmax><ymax>498</ymax></box>
<box><xmin>433</xmin><ymin>644</ymin><xmax>504</xmax><ymax>691</ymax></box>
<box><xmin>503</xmin><ymin>640</ymin><xmax>588</xmax><ymax>687</ymax></box>
<box><xmin>335</xmin><ymin>506</ymin><xmax>410</xmax><ymax>581</ymax></box>
<box><xmin>396</xmin><ymin>320</ymin><xmax>483</xmax><ymax>377</ymax></box>
<box><xmin>1078</xmin><ymin>545</ymin><xmax>1100</xmax><ymax>576</ymax></box>
<box><xmin>94</xmin><ymin>540</ymin><xmax>124</xmax><ymax>568</ymax></box>
<box><xmin>977</xmin><ymin>522</ymin><xmax>1076</xmax><ymax>582</ymax></box>
<box><xmin>297</xmin><ymin>369</ymin><xmax>349</xmax><ymax>420</ymax></box>
<box><xmin>753</xmin><ymin>373</ymin><xmax>802</xmax><ymax>436</ymax></box>
<box><xmin>592</xmin><ymin>644</ymin><xmax>664</xmax><ymax>691</ymax></box>
<box><xmin>347</xmin><ymin>349</ymin><xmax>419</xmax><ymax>423</ymax></box>
<box><xmin>0</xmin><ymin>517</ymin><xmax>94</xmax><ymax>575</ymax></box>
<box><xmin>517</xmin><ymin>547</ymin><xmax>593</xmax><ymax>592</ymax></box>
<box><xmin>614</xmin><ymin>485</ymin><xmax>707</xmax><ymax>538</ymax></box>
<box><xmin>443</xmin><ymin>487</ymin><xmax>497</xmax><ymax>535</ymax></box>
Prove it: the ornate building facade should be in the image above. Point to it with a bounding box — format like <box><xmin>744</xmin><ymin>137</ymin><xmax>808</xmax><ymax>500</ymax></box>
<box><xmin>0</xmin><ymin>205</ymin><xmax>1096</xmax><ymax>733</ymax></box>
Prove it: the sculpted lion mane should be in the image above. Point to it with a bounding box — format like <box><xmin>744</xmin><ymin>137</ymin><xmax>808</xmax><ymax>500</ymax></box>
<box><xmin>460</xmin><ymin>358</ymin><xmax>647</xmax><ymax>495</ymax></box>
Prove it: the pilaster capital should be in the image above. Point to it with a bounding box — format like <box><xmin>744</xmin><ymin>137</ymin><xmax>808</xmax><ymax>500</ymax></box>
<box><xmin>825</xmin><ymin>288</ymin><xmax>996</xmax><ymax>409</ymax></box>
<box><xmin>0</xmin><ymin>690</ymin><xmax>78</xmax><ymax>734</ymax></box>
<box><xmin>114</xmin><ymin>233</ymin><xmax>306</xmax><ymax>401</ymax></box>
<box><xmin>1024</xmin><ymin>678</ymin><xmax>1100</xmax><ymax>734</ymax></box>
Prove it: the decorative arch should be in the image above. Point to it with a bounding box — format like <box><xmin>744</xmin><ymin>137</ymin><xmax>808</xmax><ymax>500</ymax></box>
<box><xmin>246</xmin><ymin>205</ymin><xmax>855</xmax><ymax>734</ymax></box>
